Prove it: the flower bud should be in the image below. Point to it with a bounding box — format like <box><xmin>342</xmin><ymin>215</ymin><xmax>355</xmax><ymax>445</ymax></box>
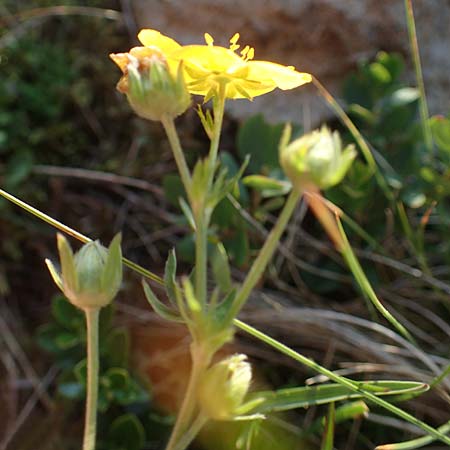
<box><xmin>110</xmin><ymin>47</ymin><xmax>190</xmax><ymax>121</ymax></box>
<box><xmin>197</xmin><ymin>354</ymin><xmax>252</xmax><ymax>420</ymax></box>
<box><xmin>45</xmin><ymin>234</ymin><xmax>122</xmax><ymax>309</ymax></box>
<box><xmin>280</xmin><ymin>126</ymin><xmax>356</xmax><ymax>191</ymax></box>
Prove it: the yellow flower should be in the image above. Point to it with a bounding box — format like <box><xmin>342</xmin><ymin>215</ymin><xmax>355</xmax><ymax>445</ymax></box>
<box><xmin>138</xmin><ymin>30</ymin><xmax>312</xmax><ymax>101</ymax></box>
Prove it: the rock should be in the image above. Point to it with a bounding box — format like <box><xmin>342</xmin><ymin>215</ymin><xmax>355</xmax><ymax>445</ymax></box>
<box><xmin>132</xmin><ymin>0</ymin><xmax>450</xmax><ymax>125</ymax></box>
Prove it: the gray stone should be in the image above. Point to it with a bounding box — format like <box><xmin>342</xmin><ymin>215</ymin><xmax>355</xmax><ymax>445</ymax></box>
<box><xmin>132</xmin><ymin>0</ymin><xmax>450</xmax><ymax>125</ymax></box>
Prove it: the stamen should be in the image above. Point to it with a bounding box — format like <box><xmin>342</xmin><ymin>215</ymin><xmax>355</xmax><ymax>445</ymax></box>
<box><xmin>229</xmin><ymin>33</ymin><xmax>240</xmax><ymax>52</ymax></box>
<box><xmin>241</xmin><ymin>46</ymin><xmax>249</xmax><ymax>58</ymax></box>
<box><xmin>240</xmin><ymin>45</ymin><xmax>254</xmax><ymax>61</ymax></box>
<box><xmin>204</xmin><ymin>33</ymin><xmax>214</xmax><ymax>46</ymax></box>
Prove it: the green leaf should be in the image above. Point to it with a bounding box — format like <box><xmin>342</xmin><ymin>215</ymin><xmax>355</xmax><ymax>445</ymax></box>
<box><xmin>179</xmin><ymin>197</ymin><xmax>196</xmax><ymax>231</ymax></box>
<box><xmin>142</xmin><ymin>280</ymin><xmax>182</xmax><ymax>322</ymax></box>
<box><xmin>381</xmin><ymin>87</ymin><xmax>419</xmax><ymax>109</ymax></box>
<box><xmin>245</xmin><ymin>381</ymin><xmax>428</xmax><ymax>414</ymax></box>
<box><xmin>58</xmin><ymin>381</ymin><xmax>84</xmax><ymax>399</ymax></box>
<box><xmin>401</xmin><ymin>187</ymin><xmax>426</xmax><ymax>209</ymax></box>
<box><xmin>106</xmin><ymin>327</ymin><xmax>130</xmax><ymax>368</ymax></box>
<box><xmin>307</xmin><ymin>401</ymin><xmax>369</xmax><ymax>435</ymax></box>
<box><xmin>101</xmin><ymin>232</ymin><xmax>123</xmax><ymax>298</ymax></box>
<box><xmin>108</xmin><ymin>414</ymin><xmax>145</xmax><ymax>450</ymax></box>
<box><xmin>54</xmin><ymin>331</ymin><xmax>80</xmax><ymax>350</ymax></box>
<box><xmin>368</xmin><ymin>62</ymin><xmax>391</xmax><ymax>84</ymax></box>
<box><xmin>164</xmin><ymin>249</ymin><xmax>178</xmax><ymax>306</ymax></box>
<box><xmin>163</xmin><ymin>174</ymin><xmax>186</xmax><ymax>208</ymax></box>
<box><xmin>51</xmin><ymin>295</ymin><xmax>83</xmax><ymax>329</ymax></box>
<box><xmin>377</xmin><ymin>51</ymin><xmax>404</xmax><ymax>82</ymax></box>
<box><xmin>225</xmin><ymin>226</ymin><xmax>249</xmax><ymax>267</ymax></box>
<box><xmin>430</xmin><ymin>116</ymin><xmax>450</xmax><ymax>154</ymax></box>
<box><xmin>210</xmin><ymin>242</ymin><xmax>232</xmax><ymax>294</ymax></box>
<box><xmin>36</xmin><ymin>323</ymin><xmax>65</xmax><ymax>353</ymax></box>
<box><xmin>237</xmin><ymin>114</ymin><xmax>284</xmax><ymax>172</ymax></box>
<box><xmin>242</xmin><ymin>175</ymin><xmax>291</xmax><ymax>197</ymax></box>
<box><xmin>213</xmin><ymin>288</ymin><xmax>236</xmax><ymax>328</ymax></box>
<box><xmin>74</xmin><ymin>359</ymin><xmax>87</xmax><ymax>385</ymax></box>
<box><xmin>191</xmin><ymin>158</ymin><xmax>209</xmax><ymax>204</ymax></box>
<box><xmin>182</xmin><ymin>277</ymin><xmax>201</xmax><ymax>314</ymax></box>
<box><xmin>57</xmin><ymin>233</ymin><xmax>79</xmax><ymax>297</ymax></box>
<box><xmin>5</xmin><ymin>149</ymin><xmax>34</xmax><ymax>187</ymax></box>
<box><xmin>321</xmin><ymin>403</ymin><xmax>335</xmax><ymax>450</ymax></box>
<box><xmin>104</xmin><ymin>367</ymin><xmax>130</xmax><ymax>391</ymax></box>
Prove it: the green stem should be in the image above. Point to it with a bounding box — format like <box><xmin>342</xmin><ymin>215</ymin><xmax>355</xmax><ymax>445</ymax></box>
<box><xmin>234</xmin><ymin>319</ymin><xmax>450</xmax><ymax>447</ymax></box>
<box><xmin>404</xmin><ymin>0</ymin><xmax>433</xmax><ymax>155</ymax></box>
<box><xmin>194</xmin><ymin>89</ymin><xmax>226</xmax><ymax>307</ymax></box>
<box><xmin>83</xmin><ymin>307</ymin><xmax>100</xmax><ymax>450</ymax></box>
<box><xmin>375</xmin><ymin>419</ymin><xmax>450</xmax><ymax>450</ymax></box>
<box><xmin>172</xmin><ymin>413</ymin><xmax>208</xmax><ymax>450</ymax></box>
<box><xmin>194</xmin><ymin>216</ymin><xmax>208</xmax><ymax>307</ymax></box>
<box><xmin>165</xmin><ymin>345</ymin><xmax>210</xmax><ymax>450</ymax></box>
<box><xmin>206</xmin><ymin>88</ymin><xmax>226</xmax><ymax>189</ymax></box>
<box><xmin>0</xmin><ymin>188</ymin><xmax>163</xmax><ymax>285</ymax></box>
<box><xmin>161</xmin><ymin>114</ymin><xmax>192</xmax><ymax>201</ymax></box>
<box><xmin>230</xmin><ymin>189</ymin><xmax>301</xmax><ymax>318</ymax></box>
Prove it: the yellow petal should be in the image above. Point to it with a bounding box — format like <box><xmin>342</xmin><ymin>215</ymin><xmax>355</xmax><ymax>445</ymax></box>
<box><xmin>138</xmin><ymin>29</ymin><xmax>181</xmax><ymax>53</ymax></box>
<box><xmin>174</xmin><ymin>45</ymin><xmax>242</xmax><ymax>73</ymax></box>
<box><xmin>247</xmin><ymin>60</ymin><xmax>312</xmax><ymax>90</ymax></box>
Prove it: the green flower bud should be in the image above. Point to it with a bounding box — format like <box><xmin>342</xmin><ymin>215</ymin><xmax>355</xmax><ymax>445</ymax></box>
<box><xmin>45</xmin><ymin>234</ymin><xmax>122</xmax><ymax>309</ymax></box>
<box><xmin>280</xmin><ymin>125</ymin><xmax>356</xmax><ymax>191</ymax></box>
<box><xmin>197</xmin><ymin>354</ymin><xmax>252</xmax><ymax>420</ymax></box>
<box><xmin>110</xmin><ymin>47</ymin><xmax>191</xmax><ymax>121</ymax></box>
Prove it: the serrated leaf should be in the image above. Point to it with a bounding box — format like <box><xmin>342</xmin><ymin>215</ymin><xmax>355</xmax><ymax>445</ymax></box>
<box><xmin>142</xmin><ymin>280</ymin><xmax>182</xmax><ymax>322</ymax></box>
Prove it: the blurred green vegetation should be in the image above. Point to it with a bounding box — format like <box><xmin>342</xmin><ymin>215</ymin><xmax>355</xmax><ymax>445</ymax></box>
<box><xmin>1</xmin><ymin>2</ymin><xmax>450</xmax><ymax>449</ymax></box>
